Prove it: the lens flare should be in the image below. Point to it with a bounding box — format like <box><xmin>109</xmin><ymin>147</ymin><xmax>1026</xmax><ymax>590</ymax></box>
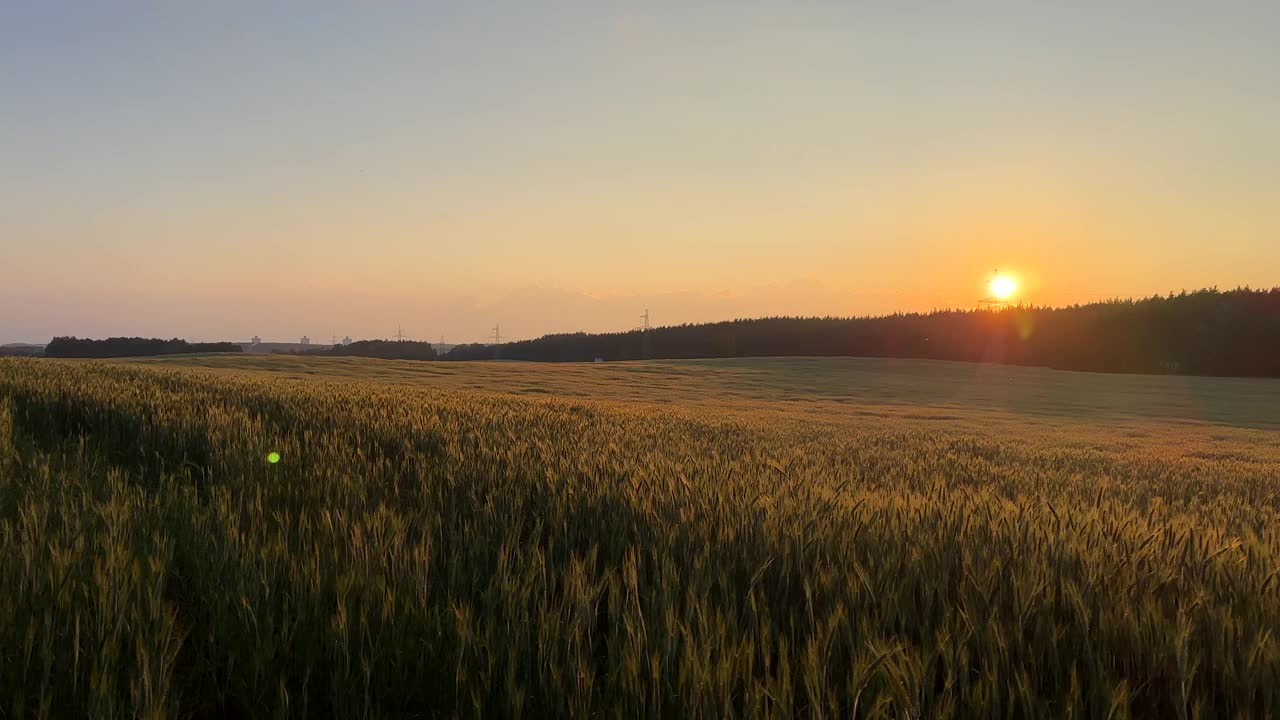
<box><xmin>267</xmin><ymin>451</ymin><xmax>281</xmax><ymax>464</ymax></box>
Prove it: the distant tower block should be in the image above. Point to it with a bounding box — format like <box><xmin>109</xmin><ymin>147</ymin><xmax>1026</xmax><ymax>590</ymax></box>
<box><xmin>342</xmin><ymin>336</ymin><xmax>353</xmax><ymax>346</ymax></box>
<box><xmin>301</xmin><ymin>336</ymin><xmax>310</xmax><ymax>345</ymax></box>
<box><xmin>251</xmin><ymin>335</ymin><xmax>261</xmax><ymax>346</ymax></box>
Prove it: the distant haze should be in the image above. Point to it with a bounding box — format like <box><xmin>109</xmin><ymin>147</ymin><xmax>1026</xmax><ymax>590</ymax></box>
<box><xmin>3</xmin><ymin>2</ymin><xmax>1277</xmax><ymax>344</ymax></box>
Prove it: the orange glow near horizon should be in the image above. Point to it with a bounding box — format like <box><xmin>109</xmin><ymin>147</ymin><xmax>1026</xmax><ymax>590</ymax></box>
<box><xmin>2</xmin><ymin>4</ymin><xmax>1278</xmax><ymax>344</ymax></box>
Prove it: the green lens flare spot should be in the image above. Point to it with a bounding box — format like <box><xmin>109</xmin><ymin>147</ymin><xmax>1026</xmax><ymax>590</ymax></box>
<box><xmin>267</xmin><ymin>451</ymin><xmax>281</xmax><ymax>464</ymax></box>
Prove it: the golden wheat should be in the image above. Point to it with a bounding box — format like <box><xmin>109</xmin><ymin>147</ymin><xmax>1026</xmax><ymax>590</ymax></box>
<box><xmin>1</xmin><ymin>357</ymin><xmax>1277</xmax><ymax>718</ymax></box>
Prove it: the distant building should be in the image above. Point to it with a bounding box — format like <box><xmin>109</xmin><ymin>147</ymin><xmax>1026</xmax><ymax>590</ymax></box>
<box><xmin>251</xmin><ymin>335</ymin><xmax>261</xmax><ymax>346</ymax></box>
<box><xmin>301</xmin><ymin>336</ymin><xmax>310</xmax><ymax>345</ymax></box>
<box><xmin>342</xmin><ymin>336</ymin><xmax>353</xmax><ymax>346</ymax></box>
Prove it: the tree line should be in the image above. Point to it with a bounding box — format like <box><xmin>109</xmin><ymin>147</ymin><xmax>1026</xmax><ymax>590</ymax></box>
<box><xmin>308</xmin><ymin>340</ymin><xmax>439</xmax><ymax>361</ymax></box>
<box><xmin>441</xmin><ymin>288</ymin><xmax>1280</xmax><ymax>378</ymax></box>
<box><xmin>44</xmin><ymin>337</ymin><xmax>244</xmax><ymax>358</ymax></box>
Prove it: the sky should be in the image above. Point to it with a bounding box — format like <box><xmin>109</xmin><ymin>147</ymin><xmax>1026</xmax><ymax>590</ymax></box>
<box><xmin>2</xmin><ymin>1</ymin><xmax>1277</xmax><ymax>344</ymax></box>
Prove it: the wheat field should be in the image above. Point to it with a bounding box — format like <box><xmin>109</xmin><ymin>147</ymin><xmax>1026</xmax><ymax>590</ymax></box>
<box><xmin>1</xmin><ymin>355</ymin><xmax>1278</xmax><ymax>718</ymax></box>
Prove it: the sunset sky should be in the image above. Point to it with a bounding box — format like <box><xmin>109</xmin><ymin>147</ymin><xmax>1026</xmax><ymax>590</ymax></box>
<box><xmin>3</xmin><ymin>2</ymin><xmax>1277</xmax><ymax>344</ymax></box>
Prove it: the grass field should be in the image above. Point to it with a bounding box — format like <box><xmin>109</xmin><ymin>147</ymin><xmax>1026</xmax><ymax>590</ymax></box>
<box><xmin>2</xmin><ymin>354</ymin><xmax>1279</xmax><ymax>717</ymax></box>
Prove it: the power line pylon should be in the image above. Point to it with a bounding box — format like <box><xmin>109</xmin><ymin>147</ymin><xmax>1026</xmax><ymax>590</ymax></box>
<box><xmin>490</xmin><ymin>323</ymin><xmax>503</xmax><ymax>360</ymax></box>
<box><xmin>979</xmin><ymin>269</ymin><xmax>1009</xmax><ymax>309</ymax></box>
<box><xmin>639</xmin><ymin>309</ymin><xmax>652</xmax><ymax>360</ymax></box>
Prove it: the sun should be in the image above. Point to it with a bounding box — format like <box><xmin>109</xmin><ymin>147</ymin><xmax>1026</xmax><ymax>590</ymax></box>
<box><xmin>991</xmin><ymin>275</ymin><xmax>1017</xmax><ymax>300</ymax></box>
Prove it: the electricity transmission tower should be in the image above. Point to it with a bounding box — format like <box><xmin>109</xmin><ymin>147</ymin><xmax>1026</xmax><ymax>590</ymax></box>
<box><xmin>490</xmin><ymin>323</ymin><xmax>503</xmax><ymax>360</ymax></box>
<box><xmin>638</xmin><ymin>309</ymin><xmax>652</xmax><ymax>360</ymax></box>
<box><xmin>978</xmin><ymin>269</ymin><xmax>1009</xmax><ymax>309</ymax></box>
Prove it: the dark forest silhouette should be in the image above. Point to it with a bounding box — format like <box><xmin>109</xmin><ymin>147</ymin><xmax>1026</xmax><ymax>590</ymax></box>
<box><xmin>316</xmin><ymin>340</ymin><xmax>438</xmax><ymax>361</ymax></box>
<box><xmin>443</xmin><ymin>288</ymin><xmax>1280</xmax><ymax>378</ymax></box>
<box><xmin>45</xmin><ymin>337</ymin><xmax>243</xmax><ymax>358</ymax></box>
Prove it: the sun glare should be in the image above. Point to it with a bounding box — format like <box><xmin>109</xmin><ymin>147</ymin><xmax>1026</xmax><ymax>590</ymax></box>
<box><xmin>991</xmin><ymin>275</ymin><xmax>1017</xmax><ymax>300</ymax></box>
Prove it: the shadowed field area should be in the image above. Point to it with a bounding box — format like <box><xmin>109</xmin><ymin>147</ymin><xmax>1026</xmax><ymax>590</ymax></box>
<box><xmin>137</xmin><ymin>353</ymin><xmax>1280</xmax><ymax>430</ymax></box>
<box><xmin>1</xmin><ymin>355</ymin><xmax>1278</xmax><ymax>717</ymax></box>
